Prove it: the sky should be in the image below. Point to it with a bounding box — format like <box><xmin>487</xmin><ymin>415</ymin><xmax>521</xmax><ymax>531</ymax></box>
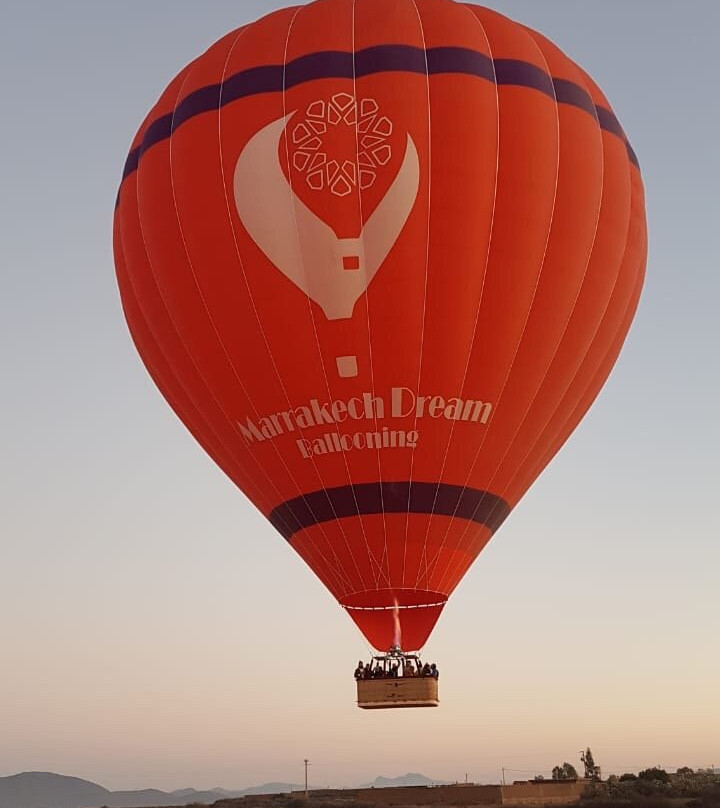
<box><xmin>1</xmin><ymin>0</ymin><xmax>718</xmax><ymax>795</ymax></box>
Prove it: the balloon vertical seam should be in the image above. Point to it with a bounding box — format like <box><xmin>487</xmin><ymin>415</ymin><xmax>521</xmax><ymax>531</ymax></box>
<box><xmin>216</xmin><ymin>17</ymin><xmax>359</xmax><ymax>595</ymax></box>
<box><xmin>428</xmin><ymin>15</ymin><xmax>562</xmax><ymax>590</ymax></box>
<box><xmin>401</xmin><ymin>0</ymin><xmax>433</xmax><ymax>592</ymax></box>
<box><xmin>412</xmin><ymin>1</ymin><xmax>500</xmax><ymax>593</ymax></box>
<box><xmin>437</xmin><ymin>43</ymin><xmax>609</xmax><ymax>592</ymax></box>
<box><xmin>281</xmin><ymin>4</ymin><xmax>384</xmax><ymax>592</ymax></box>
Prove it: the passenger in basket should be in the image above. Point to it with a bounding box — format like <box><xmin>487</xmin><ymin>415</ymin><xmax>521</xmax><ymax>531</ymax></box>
<box><xmin>403</xmin><ymin>660</ymin><xmax>416</xmax><ymax>677</ymax></box>
<box><xmin>390</xmin><ymin>663</ymin><xmax>399</xmax><ymax>678</ymax></box>
<box><xmin>354</xmin><ymin>661</ymin><xmax>365</xmax><ymax>680</ymax></box>
<box><xmin>430</xmin><ymin>663</ymin><xmax>439</xmax><ymax>679</ymax></box>
<box><xmin>421</xmin><ymin>662</ymin><xmax>432</xmax><ymax>677</ymax></box>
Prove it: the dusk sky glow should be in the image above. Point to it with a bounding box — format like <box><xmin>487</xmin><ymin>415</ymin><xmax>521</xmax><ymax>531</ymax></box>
<box><xmin>1</xmin><ymin>0</ymin><xmax>718</xmax><ymax>794</ymax></box>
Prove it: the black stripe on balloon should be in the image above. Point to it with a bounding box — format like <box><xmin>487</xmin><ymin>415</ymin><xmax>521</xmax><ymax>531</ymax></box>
<box><xmin>552</xmin><ymin>77</ymin><xmax>598</xmax><ymax>120</ymax></box>
<box><xmin>119</xmin><ymin>44</ymin><xmax>639</xmax><ymax>192</ymax></box>
<box><xmin>494</xmin><ymin>58</ymin><xmax>555</xmax><ymax>99</ymax></box>
<box><xmin>267</xmin><ymin>482</ymin><xmax>511</xmax><ymax>540</ymax></box>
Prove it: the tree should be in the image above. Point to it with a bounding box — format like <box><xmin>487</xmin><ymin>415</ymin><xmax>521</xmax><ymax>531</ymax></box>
<box><xmin>638</xmin><ymin>768</ymin><xmax>670</xmax><ymax>783</ymax></box>
<box><xmin>619</xmin><ymin>773</ymin><xmax>638</xmax><ymax>782</ymax></box>
<box><xmin>677</xmin><ymin>767</ymin><xmax>694</xmax><ymax>776</ymax></box>
<box><xmin>580</xmin><ymin>749</ymin><xmax>601</xmax><ymax>781</ymax></box>
<box><xmin>552</xmin><ymin>763</ymin><xmax>579</xmax><ymax>781</ymax></box>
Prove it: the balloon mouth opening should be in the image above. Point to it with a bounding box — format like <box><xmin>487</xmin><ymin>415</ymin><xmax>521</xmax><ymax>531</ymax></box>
<box><xmin>341</xmin><ymin>589</ymin><xmax>447</xmax><ymax>652</ymax></box>
<box><xmin>340</xmin><ymin>589</ymin><xmax>447</xmax><ymax>611</ymax></box>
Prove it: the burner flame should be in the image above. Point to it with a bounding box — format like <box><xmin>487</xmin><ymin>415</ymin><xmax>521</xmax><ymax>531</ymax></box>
<box><xmin>392</xmin><ymin>598</ymin><xmax>402</xmax><ymax>650</ymax></box>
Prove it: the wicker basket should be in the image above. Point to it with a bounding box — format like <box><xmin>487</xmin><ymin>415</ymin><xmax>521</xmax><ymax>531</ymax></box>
<box><xmin>357</xmin><ymin>677</ymin><xmax>439</xmax><ymax>709</ymax></box>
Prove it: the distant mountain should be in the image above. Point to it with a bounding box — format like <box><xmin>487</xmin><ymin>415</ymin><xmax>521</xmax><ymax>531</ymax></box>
<box><xmin>0</xmin><ymin>772</ymin><xmax>235</xmax><ymax>808</ymax></box>
<box><xmin>0</xmin><ymin>773</ymin><xmax>111</xmax><ymax>808</ymax></box>
<box><xmin>359</xmin><ymin>773</ymin><xmax>447</xmax><ymax>789</ymax></box>
<box><xmin>110</xmin><ymin>788</ymin><xmax>226</xmax><ymax>806</ymax></box>
<box><xmin>236</xmin><ymin>783</ymin><xmax>301</xmax><ymax>796</ymax></box>
<box><xmin>0</xmin><ymin>770</ymin><xmax>445</xmax><ymax>808</ymax></box>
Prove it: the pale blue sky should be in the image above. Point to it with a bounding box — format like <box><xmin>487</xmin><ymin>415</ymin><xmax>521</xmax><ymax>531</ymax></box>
<box><xmin>1</xmin><ymin>0</ymin><xmax>718</xmax><ymax>794</ymax></box>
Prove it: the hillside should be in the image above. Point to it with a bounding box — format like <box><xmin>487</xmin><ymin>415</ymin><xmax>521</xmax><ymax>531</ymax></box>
<box><xmin>0</xmin><ymin>773</ymin><xmax>298</xmax><ymax>808</ymax></box>
<box><xmin>360</xmin><ymin>774</ymin><xmax>448</xmax><ymax>789</ymax></box>
<box><xmin>0</xmin><ymin>771</ymin><xmax>446</xmax><ymax>808</ymax></box>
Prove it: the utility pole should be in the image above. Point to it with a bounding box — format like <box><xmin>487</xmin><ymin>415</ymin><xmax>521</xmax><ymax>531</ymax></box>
<box><xmin>502</xmin><ymin>767</ymin><xmax>506</xmax><ymax>787</ymax></box>
<box><xmin>304</xmin><ymin>759</ymin><xmax>310</xmax><ymax>800</ymax></box>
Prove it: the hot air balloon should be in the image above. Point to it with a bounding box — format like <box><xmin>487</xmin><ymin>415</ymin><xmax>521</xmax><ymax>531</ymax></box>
<box><xmin>114</xmin><ymin>0</ymin><xmax>646</xmax><ymax>709</ymax></box>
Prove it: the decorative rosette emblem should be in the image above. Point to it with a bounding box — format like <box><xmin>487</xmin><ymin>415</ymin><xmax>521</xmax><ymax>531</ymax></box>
<box><xmin>290</xmin><ymin>93</ymin><xmax>394</xmax><ymax>197</ymax></box>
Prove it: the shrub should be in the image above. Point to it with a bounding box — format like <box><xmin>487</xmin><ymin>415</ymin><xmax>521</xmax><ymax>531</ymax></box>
<box><xmin>638</xmin><ymin>769</ymin><xmax>670</xmax><ymax>784</ymax></box>
<box><xmin>689</xmin><ymin>786</ymin><xmax>720</xmax><ymax>808</ymax></box>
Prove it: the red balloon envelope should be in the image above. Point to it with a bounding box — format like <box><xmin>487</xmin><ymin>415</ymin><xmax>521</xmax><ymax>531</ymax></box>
<box><xmin>114</xmin><ymin>0</ymin><xmax>647</xmax><ymax>651</ymax></box>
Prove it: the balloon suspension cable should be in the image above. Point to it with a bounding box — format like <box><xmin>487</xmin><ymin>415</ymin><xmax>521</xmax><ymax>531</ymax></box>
<box><xmin>374</xmin><ymin>645</ymin><xmax>424</xmax><ymax>669</ymax></box>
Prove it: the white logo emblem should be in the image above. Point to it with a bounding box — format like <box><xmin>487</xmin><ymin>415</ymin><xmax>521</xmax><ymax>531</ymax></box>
<box><xmin>234</xmin><ymin>101</ymin><xmax>420</xmax><ymax>323</ymax></box>
<box><xmin>291</xmin><ymin>93</ymin><xmax>394</xmax><ymax>196</ymax></box>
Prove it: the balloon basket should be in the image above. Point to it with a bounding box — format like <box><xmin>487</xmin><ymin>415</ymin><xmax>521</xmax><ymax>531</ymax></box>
<box><xmin>355</xmin><ymin>646</ymin><xmax>439</xmax><ymax>709</ymax></box>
